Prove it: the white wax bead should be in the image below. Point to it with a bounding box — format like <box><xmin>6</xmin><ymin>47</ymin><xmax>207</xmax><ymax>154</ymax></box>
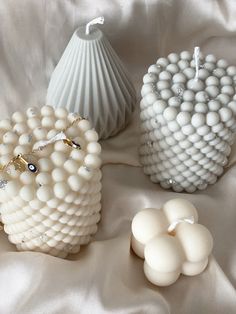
<box><xmin>220</xmin><ymin>76</ymin><xmax>233</xmax><ymax>85</ymax></box>
<box><xmin>144</xmin><ymin>235</ymin><xmax>183</xmax><ymax>272</ymax></box>
<box><xmin>6</xmin><ymin>180</ymin><xmax>21</xmax><ymax>197</ymax></box>
<box><xmin>205</xmin><ymin>54</ymin><xmax>217</xmax><ymax>63</ymax></box>
<box><xmin>179</xmin><ymin>140</ymin><xmax>191</xmax><ymax>149</ymax></box>
<box><xmin>160</xmin><ymin>89</ymin><xmax>173</xmax><ymax>100</ymax></box>
<box><xmin>156</xmin><ymin>57</ymin><xmax>169</xmax><ymax>67</ymax></box>
<box><xmin>78</xmin><ymin>166</ymin><xmax>93</xmax><ymax>180</ymax></box>
<box><xmin>195</xmin><ymin>91</ymin><xmax>209</xmax><ymax>102</ymax></box>
<box><xmin>84</xmin><ymin>154</ymin><xmax>101</xmax><ymax>169</ymax></box>
<box><xmin>191</xmin><ymin>113</ymin><xmax>206</xmax><ymax>128</ymax></box>
<box><xmin>13</xmin><ymin>123</ymin><xmax>28</xmax><ymax>135</ymax></box>
<box><xmin>183</xmin><ymin>90</ymin><xmax>194</xmax><ymax>102</ymax></box>
<box><xmin>205</xmin><ymin>86</ymin><xmax>219</xmax><ymax>98</ymax></box>
<box><xmin>208</xmin><ymin>100</ymin><xmax>221</xmax><ymax>111</ymax></box>
<box><xmin>168</xmin><ymin>53</ymin><xmax>180</xmax><ymax>63</ymax></box>
<box><xmin>206</xmin><ymin>112</ymin><xmax>220</xmax><ymax>126</ymax></box>
<box><xmin>180</xmin><ymin>102</ymin><xmax>194</xmax><ymax>112</ymax></box>
<box><xmin>0</xmin><ymin>119</ymin><xmax>11</xmax><ymax>130</ymax></box>
<box><xmin>50</xmin><ymin>152</ymin><xmax>67</xmax><ymax>166</ymax></box>
<box><xmin>27</xmin><ymin>118</ymin><xmax>41</xmax><ymax>129</ymax></box>
<box><xmin>205</xmin><ymin>76</ymin><xmax>219</xmax><ymax>86</ymax></box>
<box><xmin>143</xmin><ymin>73</ymin><xmax>158</xmax><ymax>84</ymax></box>
<box><xmin>166</xmin><ymin>64</ymin><xmax>179</xmax><ymax>74</ymax></box>
<box><xmin>141</xmin><ymin>84</ymin><xmax>155</xmax><ymax>97</ymax></box>
<box><xmin>55</xmin><ymin>107</ymin><xmax>68</xmax><ymax>119</ymax></box>
<box><xmin>177</xmin><ymin>112</ymin><xmax>191</xmax><ymax>126</ymax></box>
<box><xmin>19</xmin><ymin>133</ymin><xmax>32</xmax><ymax>145</ymax></box>
<box><xmin>33</xmin><ymin>127</ymin><xmax>47</xmax><ymax>140</ymax></box>
<box><xmin>174</xmin><ymin>131</ymin><xmax>186</xmax><ymax>141</ymax></box>
<box><xmin>52</xmin><ymin>168</ymin><xmax>67</xmax><ymax>182</ymax></box>
<box><xmin>217</xmin><ymin>59</ymin><xmax>228</xmax><ymax>69</ymax></box>
<box><xmin>176</xmin><ymin>223</ymin><xmax>213</xmax><ymax>262</ymax></box>
<box><xmin>227</xmin><ymin>66</ymin><xmax>236</xmax><ymax>76</ymax></box>
<box><xmin>46</xmin><ymin>129</ymin><xmax>59</xmax><ymax>140</ymax></box>
<box><xmin>172</xmin><ymin>73</ymin><xmax>186</xmax><ymax>84</ymax></box>
<box><xmin>161</xmin><ymin>126</ymin><xmax>172</xmax><ymax>136</ymax></box>
<box><xmin>42</xmin><ymin>117</ymin><xmax>56</xmax><ymax>128</ymax></box>
<box><xmin>26</xmin><ymin>107</ymin><xmax>39</xmax><ymax>118</ymax></box>
<box><xmin>68</xmin><ymin>175</ymin><xmax>84</xmax><ymax>192</ymax></box>
<box><xmin>66</xmin><ymin>126</ymin><xmax>79</xmax><ymax>138</ymax></box>
<box><xmin>194</xmin><ymin>103</ymin><xmax>208</xmax><ymax>113</ymax></box>
<box><xmin>54</xmin><ymin>182</ymin><xmax>70</xmax><ymax>199</ymax></box>
<box><xmin>178</xmin><ymin>60</ymin><xmax>189</xmax><ymax>70</ymax></box>
<box><xmin>213</xmin><ymin>68</ymin><xmax>226</xmax><ymax>78</ymax></box>
<box><xmin>221</xmin><ymin>85</ymin><xmax>235</xmax><ymax>96</ymax></box>
<box><xmin>228</xmin><ymin>101</ymin><xmax>236</xmax><ymax>115</ymax></box>
<box><xmin>168</xmin><ymin>121</ymin><xmax>180</xmax><ymax>132</ymax></box>
<box><xmin>64</xmin><ymin>159</ymin><xmax>79</xmax><ymax>173</ymax></box>
<box><xmin>37</xmin><ymin>186</ymin><xmax>53</xmax><ymax>202</ymax></box>
<box><xmin>36</xmin><ymin>172</ymin><xmax>51</xmax><ymax>185</ymax></box>
<box><xmin>204</xmin><ymin>62</ymin><xmax>215</xmax><ymax>72</ymax></box>
<box><xmin>38</xmin><ymin>158</ymin><xmax>53</xmax><ymax>172</ymax></box>
<box><xmin>198</xmin><ymin>69</ymin><xmax>210</xmax><ymax>80</ymax></box>
<box><xmin>217</xmin><ymin>93</ymin><xmax>230</xmax><ymax>105</ymax></box>
<box><xmin>147</xmin><ymin>106</ymin><xmax>155</xmax><ymax>117</ymax></box>
<box><xmin>197</xmin><ymin>125</ymin><xmax>210</xmax><ymax>136</ymax></box>
<box><xmin>14</xmin><ymin>145</ymin><xmax>29</xmax><ymax>156</ymax></box>
<box><xmin>219</xmin><ymin>107</ymin><xmax>233</xmax><ymax>122</ymax></box>
<box><xmin>145</xmin><ymin>92</ymin><xmax>159</xmax><ymax>105</ymax></box>
<box><xmin>55</xmin><ymin>119</ymin><xmax>68</xmax><ymax>130</ymax></box>
<box><xmin>70</xmin><ymin>149</ymin><xmax>86</xmax><ymax>162</ymax></box>
<box><xmin>86</xmin><ymin>142</ymin><xmax>101</xmax><ymax>154</ymax></box>
<box><xmin>53</xmin><ymin>141</ymin><xmax>68</xmax><ymax>153</ymax></box>
<box><xmin>148</xmin><ymin>64</ymin><xmax>162</xmax><ymax>75</ymax></box>
<box><xmin>0</xmin><ymin>155</ymin><xmax>11</xmax><ymax>165</ymax></box>
<box><xmin>156</xmin><ymin>80</ymin><xmax>170</xmax><ymax>90</ymax></box>
<box><xmin>41</xmin><ymin>105</ymin><xmax>54</xmax><ymax>116</ymax></box>
<box><xmin>20</xmin><ymin>185</ymin><xmax>35</xmax><ymax>201</ymax></box>
<box><xmin>183</xmin><ymin>68</ymin><xmax>195</xmax><ymax>79</ymax></box>
<box><xmin>3</xmin><ymin>131</ymin><xmax>18</xmax><ymax>144</ymax></box>
<box><xmin>30</xmin><ymin>199</ymin><xmax>44</xmax><ymax>210</ymax></box>
<box><xmin>180</xmin><ymin>51</ymin><xmax>192</xmax><ymax>61</ymax></box>
<box><xmin>163</xmin><ymin>107</ymin><xmax>178</xmax><ymax>121</ymax></box>
<box><xmin>12</xmin><ymin>111</ymin><xmax>25</xmax><ymax>123</ymax></box>
<box><xmin>187</xmin><ymin>79</ymin><xmax>204</xmax><ymax>92</ymax></box>
<box><xmin>78</xmin><ymin>119</ymin><xmax>91</xmax><ymax>132</ymax></box>
<box><xmin>84</xmin><ymin>129</ymin><xmax>99</xmax><ymax>142</ymax></box>
<box><xmin>20</xmin><ymin>172</ymin><xmax>34</xmax><ymax>185</ymax></box>
<box><xmin>182</xmin><ymin>125</ymin><xmax>195</xmax><ymax>135</ymax></box>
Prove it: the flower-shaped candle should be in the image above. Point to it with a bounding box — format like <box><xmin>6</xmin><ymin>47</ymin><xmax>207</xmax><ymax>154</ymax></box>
<box><xmin>140</xmin><ymin>48</ymin><xmax>236</xmax><ymax>192</ymax></box>
<box><xmin>131</xmin><ymin>198</ymin><xmax>213</xmax><ymax>286</ymax></box>
<box><xmin>0</xmin><ymin>106</ymin><xmax>102</xmax><ymax>258</ymax></box>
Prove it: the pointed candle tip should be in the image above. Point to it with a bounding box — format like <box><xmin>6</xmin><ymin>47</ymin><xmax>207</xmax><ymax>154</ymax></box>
<box><xmin>86</xmin><ymin>16</ymin><xmax>105</xmax><ymax>35</ymax></box>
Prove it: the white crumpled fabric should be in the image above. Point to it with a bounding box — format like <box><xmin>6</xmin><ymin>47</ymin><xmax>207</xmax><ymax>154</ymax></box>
<box><xmin>0</xmin><ymin>0</ymin><xmax>236</xmax><ymax>313</ymax></box>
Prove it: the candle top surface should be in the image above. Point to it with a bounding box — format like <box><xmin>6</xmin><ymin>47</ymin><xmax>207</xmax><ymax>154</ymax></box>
<box><xmin>76</xmin><ymin>26</ymin><xmax>103</xmax><ymax>41</ymax></box>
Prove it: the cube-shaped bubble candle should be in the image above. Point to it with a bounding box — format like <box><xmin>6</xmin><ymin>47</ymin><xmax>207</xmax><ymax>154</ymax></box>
<box><xmin>0</xmin><ymin>106</ymin><xmax>102</xmax><ymax>258</ymax></box>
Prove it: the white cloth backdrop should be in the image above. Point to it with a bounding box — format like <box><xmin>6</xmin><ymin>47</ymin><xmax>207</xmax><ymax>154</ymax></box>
<box><xmin>0</xmin><ymin>0</ymin><xmax>236</xmax><ymax>313</ymax></box>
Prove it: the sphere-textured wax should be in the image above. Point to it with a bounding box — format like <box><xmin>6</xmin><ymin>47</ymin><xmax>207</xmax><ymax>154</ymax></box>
<box><xmin>0</xmin><ymin>106</ymin><xmax>102</xmax><ymax>258</ymax></box>
<box><xmin>140</xmin><ymin>51</ymin><xmax>236</xmax><ymax>192</ymax></box>
<box><xmin>131</xmin><ymin>198</ymin><xmax>213</xmax><ymax>287</ymax></box>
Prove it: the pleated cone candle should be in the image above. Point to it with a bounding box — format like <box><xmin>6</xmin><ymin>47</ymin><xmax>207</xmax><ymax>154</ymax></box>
<box><xmin>46</xmin><ymin>19</ymin><xmax>136</xmax><ymax>139</ymax></box>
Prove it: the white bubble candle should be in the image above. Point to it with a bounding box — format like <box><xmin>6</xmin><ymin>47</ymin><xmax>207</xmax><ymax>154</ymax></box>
<box><xmin>140</xmin><ymin>48</ymin><xmax>236</xmax><ymax>192</ymax></box>
<box><xmin>0</xmin><ymin>106</ymin><xmax>102</xmax><ymax>258</ymax></box>
<box><xmin>131</xmin><ymin>198</ymin><xmax>213</xmax><ymax>287</ymax></box>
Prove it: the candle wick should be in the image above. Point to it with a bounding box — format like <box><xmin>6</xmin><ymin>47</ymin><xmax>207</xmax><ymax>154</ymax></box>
<box><xmin>194</xmin><ymin>46</ymin><xmax>200</xmax><ymax>81</ymax></box>
<box><xmin>167</xmin><ymin>216</ymin><xmax>195</xmax><ymax>233</ymax></box>
<box><xmin>85</xmin><ymin>16</ymin><xmax>105</xmax><ymax>35</ymax></box>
